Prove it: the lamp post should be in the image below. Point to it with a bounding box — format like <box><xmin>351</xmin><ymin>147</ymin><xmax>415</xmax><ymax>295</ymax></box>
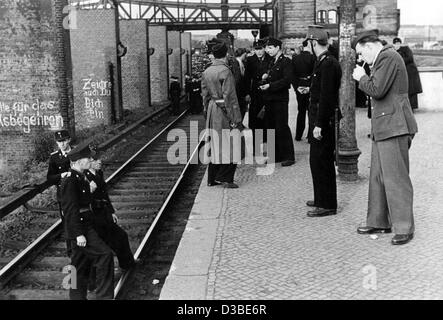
<box><xmin>338</xmin><ymin>0</ymin><xmax>361</xmax><ymax>181</ymax></box>
<box><xmin>251</xmin><ymin>30</ymin><xmax>259</xmax><ymax>42</ymax></box>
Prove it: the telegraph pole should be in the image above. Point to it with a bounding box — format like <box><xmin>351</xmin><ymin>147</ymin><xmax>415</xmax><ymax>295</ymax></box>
<box><xmin>338</xmin><ymin>0</ymin><xmax>361</xmax><ymax>181</ymax></box>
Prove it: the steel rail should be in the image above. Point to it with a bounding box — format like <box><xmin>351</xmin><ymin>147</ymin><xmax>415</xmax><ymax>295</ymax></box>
<box><xmin>113</xmin><ymin>133</ymin><xmax>205</xmax><ymax>299</ymax></box>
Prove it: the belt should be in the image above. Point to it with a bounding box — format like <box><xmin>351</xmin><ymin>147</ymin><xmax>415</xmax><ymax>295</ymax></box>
<box><xmin>79</xmin><ymin>207</ymin><xmax>91</xmax><ymax>214</ymax></box>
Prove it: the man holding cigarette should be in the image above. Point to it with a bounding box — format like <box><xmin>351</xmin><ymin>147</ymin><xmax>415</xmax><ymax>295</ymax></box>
<box><xmin>352</xmin><ymin>30</ymin><xmax>418</xmax><ymax>245</ymax></box>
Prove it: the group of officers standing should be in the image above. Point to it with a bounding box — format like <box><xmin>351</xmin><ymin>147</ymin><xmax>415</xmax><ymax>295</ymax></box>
<box><xmin>201</xmin><ymin>26</ymin><xmax>341</xmax><ymax>216</ymax></box>
<box><xmin>201</xmin><ymin>24</ymin><xmax>417</xmax><ymax>245</ymax></box>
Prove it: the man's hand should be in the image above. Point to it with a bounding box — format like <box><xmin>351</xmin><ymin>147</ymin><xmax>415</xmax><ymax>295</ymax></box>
<box><xmin>112</xmin><ymin>214</ymin><xmax>119</xmax><ymax>224</ymax></box>
<box><xmin>313</xmin><ymin>126</ymin><xmax>322</xmax><ymax>140</ymax></box>
<box><xmin>259</xmin><ymin>84</ymin><xmax>270</xmax><ymax>91</ymax></box>
<box><xmin>61</xmin><ymin>172</ymin><xmax>71</xmax><ymax>178</ymax></box>
<box><xmin>352</xmin><ymin>65</ymin><xmax>366</xmax><ymax>81</ymax></box>
<box><xmin>76</xmin><ymin>235</ymin><xmax>87</xmax><ymax>247</ymax></box>
<box><xmin>90</xmin><ymin>181</ymin><xmax>97</xmax><ymax>193</ymax></box>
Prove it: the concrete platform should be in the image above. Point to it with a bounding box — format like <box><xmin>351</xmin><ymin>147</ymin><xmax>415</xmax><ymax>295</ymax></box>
<box><xmin>161</xmin><ymin>88</ymin><xmax>443</xmax><ymax>300</ymax></box>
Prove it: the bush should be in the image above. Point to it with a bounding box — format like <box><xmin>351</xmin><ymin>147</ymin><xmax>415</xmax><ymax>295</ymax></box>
<box><xmin>32</xmin><ymin>131</ymin><xmax>56</xmax><ymax>163</ymax></box>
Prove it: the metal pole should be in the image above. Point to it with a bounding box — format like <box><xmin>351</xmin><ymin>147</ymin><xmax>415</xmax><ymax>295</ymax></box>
<box><xmin>337</xmin><ymin>0</ymin><xmax>361</xmax><ymax>181</ymax></box>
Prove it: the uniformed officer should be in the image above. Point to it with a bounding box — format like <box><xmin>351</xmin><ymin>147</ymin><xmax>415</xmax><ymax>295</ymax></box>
<box><xmin>244</xmin><ymin>39</ymin><xmax>272</xmax><ymax>154</ymax></box>
<box><xmin>60</xmin><ymin>144</ymin><xmax>114</xmax><ymax>300</ymax></box>
<box><xmin>305</xmin><ymin>25</ymin><xmax>342</xmax><ymax>217</ymax></box>
<box><xmin>85</xmin><ymin>155</ymin><xmax>135</xmax><ymax>270</ymax></box>
<box><xmin>169</xmin><ymin>75</ymin><xmax>181</xmax><ymax>115</ymax></box>
<box><xmin>47</xmin><ymin>129</ymin><xmax>72</xmax><ymax>215</ymax></box>
<box><xmin>292</xmin><ymin>39</ymin><xmax>316</xmax><ymax>141</ymax></box>
<box><xmin>260</xmin><ymin>37</ymin><xmax>295</xmax><ymax>166</ymax></box>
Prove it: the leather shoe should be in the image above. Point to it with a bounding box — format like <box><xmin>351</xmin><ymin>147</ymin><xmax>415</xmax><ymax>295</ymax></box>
<box><xmin>208</xmin><ymin>181</ymin><xmax>222</xmax><ymax>187</ymax></box>
<box><xmin>307</xmin><ymin>208</ymin><xmax>337</xmax><ymax>217</ymax></box>
<box><xmin>281</xmin><ymin>160</ymin><xmax>295</xmax><ymax>167</ymax></box>
<box><xmin>357</xmin><ymin>226</ymin><xmax>392</xmax><ymax>235</ymax></box>
<box><xmin>217</xmin><ymin>181</ymin><xmax>239</xmax><ymax>189</ymax></box>
<box><xmin>391</xmin><ymin>234</ymin><xmax>414</xmax><ymax>245</ymax></box>
<box><xmin>306</xmin><ymin>200</ymin><xmax>316</xmax><ymax>207</ymax></box>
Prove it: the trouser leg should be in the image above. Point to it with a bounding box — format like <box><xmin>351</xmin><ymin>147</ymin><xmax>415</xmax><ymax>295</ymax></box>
<box><xmin>108</xmin><ymin>223</ymin><xmax>135</xmax><ymax>270</ymax></box>
<box><xmin>275</xmin><ymin>101</ymin><xmax>295</xmax><ymax>162</ymax></box>
<box><xmin>69</xmin><ymin>245</ymin><xmax>91</xmax><ymax>300</ymax></box>
<box><xmin>70</xmin><ymin>228</ymin><xmax>114</xmax><ymax>300</ymax></box>
<box><xmin>208</xmin><ymin>163</ymin><xmax>219</xmax><ymax>184</ymax></box>
<box><xmin>309</xmin><ymin>132</ymin><xmax>337</xmax><ymax>209</ymax></box>
<box><xmin>375</xmin><ymin>136</ymin><xmax>415</xmax><ymax>234</ymax></box>
<box><xmin>214</xmin><ymin>164</ymin><xmax>237</xmax><ymax>183</ymax></box>
<box><xmin>367</xmin><ymin>140</ymin><xmax>391</xmax><ymax>229</ymax></box>
<box><xmin>295</xmin><ymin>92</ymin><xmax>308</xmax><ymax>140</ymax></box>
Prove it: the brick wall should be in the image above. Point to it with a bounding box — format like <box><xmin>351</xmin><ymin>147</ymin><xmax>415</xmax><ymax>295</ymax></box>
<box><xmin>120</xmin><ymin>20</ymin><xmax>150</xmax><ymax>110</ymax></box>
<box><xmin>278</xmin><ymin>0</ymin><xmax>399</xmax><ymax>46</ymax></box>
<box><xmin>149</xmin><ymin>25</ymin><xmax>168</xmax><ymax>104</ymax></box>
<box><xmin>278</xmin><ymin>0</ymin><xmax>316</xmax><ymax>39</ymax></box>
<box><xmin>0</xmin><ymin>0</ymin><xmax>71</xmax><ymax>171</ymax></box>
<box><xmin>69</xmin><ymin>9</ymin><xmax>120</xmax><ymax>131</ymax></box>
<box><xmin>168</xmin><ymin>31</ymin><xmax>182</xmax><ymax>89</ymax></box>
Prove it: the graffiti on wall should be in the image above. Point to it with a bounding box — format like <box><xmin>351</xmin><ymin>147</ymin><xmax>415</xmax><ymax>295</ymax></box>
<box><xmin>0</xmin><ymin>100</ymin><xmax>63</xmax><ymax>133</ymax></box>
<box><xmin>82</xmin><ymin>78</ymin><xmax>112</xmax><ymax>120</ymax></box>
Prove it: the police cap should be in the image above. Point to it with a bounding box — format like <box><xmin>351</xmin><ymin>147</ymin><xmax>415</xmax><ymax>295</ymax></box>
<box><xmin>67</xmin><ymin>142</ymin><xmax>93</xmax><ymax>162</ymax></box>
<box><xmin>266</xmin><ymin>37</ymin><xmax>282</xmax><ymax>48</ymax></box>
<box><xmin>54</xmin><ymin>129</ymin><xmax>70</xmax><ymax>142</ymax></box>
<box><xmin>306</xmin><ymin>25</ymin><xmax>329</xmax><ymax>45</ymax></box>
<box><xmin>253</xmin><ymin>39</ymin><xmax>266</xmax><ymax>49</ymax></box>
<box><xmin>352</xmin><ymin>29</ymin><xmax>380</xmax><ymax>50</ymax></box>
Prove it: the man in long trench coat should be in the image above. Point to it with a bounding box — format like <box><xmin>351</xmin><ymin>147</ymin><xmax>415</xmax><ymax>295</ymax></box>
<box><xmin>201</xmin><ymin>39</ymin><xmax>243</xmax><ymax>189</ymax></box>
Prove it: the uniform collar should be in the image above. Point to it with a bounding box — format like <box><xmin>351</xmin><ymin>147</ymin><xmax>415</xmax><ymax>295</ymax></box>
<box><xmin>317</xmin><ymin>49</ymin><xmax>329</xmax><ymax>62</ymax></box>
<box><xmin>59</xmin><ymin>147</ymin><xmax>71</xmax><ymax>157</ymax></box>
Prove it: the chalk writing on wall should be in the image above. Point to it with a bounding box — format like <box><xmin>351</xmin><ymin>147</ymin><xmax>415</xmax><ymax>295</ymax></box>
<box><xmin>82</xmin><ymin>78</ymin><xmax>112</xmax><ymax>119</ymax></box>
<box><xmin>0</xmin><ymin>100</ymin><xmax>63</xmax><ymax>133</ymax></box>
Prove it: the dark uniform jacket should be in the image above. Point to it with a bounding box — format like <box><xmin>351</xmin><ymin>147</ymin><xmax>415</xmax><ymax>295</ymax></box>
<box><xmin>85</xmin><ymin>169</ymin><xmax>115</xmax><ymax>238</ymax></box>
<box><xmin>359</xmin><ymin>45</ymin><xmax>418</xmax><ymax>141</ymax></box>
<box><xmin>169</xmin><ymin>81</ymin><xmax>181</xmax><ymax>98</ymax></box>
<box><xmin>309</xmin><ymin>50</ymin><xmax>342</xmax><ymax>131</ymax></box>
<box><xmin>47</xmin><ymin>149</ymin><xmax>71</xmax><ymax>201</ymax></box>
<box><xmin>397</xmin><ymin>46</ymin><xmax>423</xmax><ymax>95</ymax></box>
<box><xmin>292</xmin><ymin>51</ymin><xmax>316</xmax><ymax>88</ymax></box>
<box><xmin>244</xmin><ymin>53</ymin><xmax>272</xmax><ymax>98</ymax></box>
<box><xmin>60</xmin><ymin>169</ymin><xmax>93</xmax><ymax>240</ymax></box>
<box><xmin>263</xmin><ymin>54</ymin><xmax>293</xmax><ymax>102</ymax></box>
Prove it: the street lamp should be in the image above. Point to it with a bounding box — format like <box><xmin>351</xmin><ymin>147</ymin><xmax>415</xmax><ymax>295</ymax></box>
<box><xmin>251</xmin><ymin>30</ymin><xmax>259</xmax><ymax>42</ymax></box>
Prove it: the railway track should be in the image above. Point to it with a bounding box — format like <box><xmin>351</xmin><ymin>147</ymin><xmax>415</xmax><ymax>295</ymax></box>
<box><xmin>0</xmin><ymin>111</ymin><xmax>206</xmax><ymax>300</ymax></box>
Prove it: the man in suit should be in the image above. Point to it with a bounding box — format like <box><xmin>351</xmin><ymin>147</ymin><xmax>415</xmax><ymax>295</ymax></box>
<box><xmin>60</xmin><ymin>144</ymin><xmax>114</xmax><ymax>300</ymax></box>
<box><xmin>244</xmin><ymin>39</ymin><xmax>272</xmax><ymax>155</ymax></box>
<box><xmin>305</xmin><ymin>26</ymin><xmax>342</xmax><ymax>218</ymax></box>
<box><xmin>292</xmin><ymin>40</ymin><xmax>316</xmax><ymax>141</ymax></box>
<box><xmin>260</xmin><ymin>37</ymin><xmax>295</xmax><ymax>167</ymax></box>
<box><xmin>353</xmin><ymin>30</ymin><xmax>418</xmax><ymax>245</ymax></box>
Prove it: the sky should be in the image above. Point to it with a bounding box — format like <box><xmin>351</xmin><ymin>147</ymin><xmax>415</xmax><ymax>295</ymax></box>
<box><xmin>191</xmin><ymin>0</ymin><xmax>443</xmax><ymax>39</ymax></box>
<box><xmin>398</xmin><ymin>0</ymin><xmax>443</xmax><ymax>25</ymax></box>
